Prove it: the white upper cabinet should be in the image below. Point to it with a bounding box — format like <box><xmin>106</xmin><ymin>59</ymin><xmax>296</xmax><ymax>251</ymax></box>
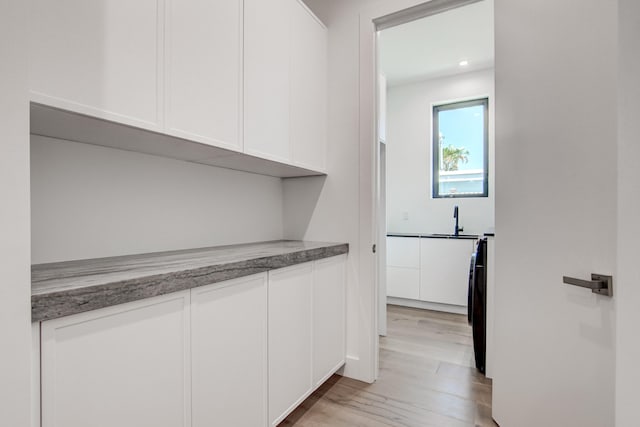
<box><xmin>244</xmin><ymin>0</ymin><xmax>291</xmax><ymax>163</ymax></box>
<box><xmin>30</xmin><ymin>0</ymin><xmax>328</xmax><ymax>176</ymax></box>
<box><xmin>290</xmin><ymin>1</ymin><xmax>328</xmax><ymax>172</ymax></box>
<box><xmin>29</xmin><ymin>0</ymin><xmax>162</xmax><ymax>131</ymax></box>
<box><xmin>165</xmin><ymin>0</ymin><xmax>243</xmax><ymax>151</ymax></box>
<box><xmin>245</xmin><ymin>0</ymin><xmax>328</xmax><ymax>169</ymax></box>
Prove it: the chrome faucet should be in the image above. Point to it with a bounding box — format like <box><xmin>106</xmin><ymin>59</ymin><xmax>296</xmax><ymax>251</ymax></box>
<box><xmin>453</xmin><ymin>205</ymin><xmax>463</xmax><ymax>236</ymax></box>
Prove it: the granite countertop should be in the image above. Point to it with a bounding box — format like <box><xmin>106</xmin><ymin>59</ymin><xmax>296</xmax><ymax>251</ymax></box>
<box><xmin>32</xmin><ymin>240</ymin><xmax>348</xmax><ymax>322</ymax></box>
<box><xmin>387</xmin><ymin>232</ymin><xmax>479</xmax><ymax>240</ymax></box>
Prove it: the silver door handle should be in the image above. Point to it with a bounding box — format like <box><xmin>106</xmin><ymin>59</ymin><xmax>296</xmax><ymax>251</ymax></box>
<box><xmin>562</xmin><ymin>274</ymin><xmax>613</xmax><ymax>297</ymax></box>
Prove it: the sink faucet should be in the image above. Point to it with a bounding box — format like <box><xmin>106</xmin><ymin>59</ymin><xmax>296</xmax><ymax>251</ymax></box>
<box><xmin>453</xmin><ymin>205</ymin><xmax>463</xmax><ymax>236</ymax></box>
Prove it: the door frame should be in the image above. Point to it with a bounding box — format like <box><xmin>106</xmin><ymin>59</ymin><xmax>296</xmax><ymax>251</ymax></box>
<box><xmin>358</xmin><ymin>0</ymin><xmax>488</xmax><ymax>382</ymax></box>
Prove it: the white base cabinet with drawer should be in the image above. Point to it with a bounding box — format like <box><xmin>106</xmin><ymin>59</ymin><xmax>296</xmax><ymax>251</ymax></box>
<box><xmin>34</xmin><ymin>255</ymin><xmax>346</xmax><ymax>427</ymax></box>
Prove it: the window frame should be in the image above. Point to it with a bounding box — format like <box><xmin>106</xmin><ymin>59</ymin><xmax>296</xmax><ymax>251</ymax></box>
<box><xmin>432</xmin><ymin>97</ymin><xmax>489</xmax><ymax>199</ymax></box>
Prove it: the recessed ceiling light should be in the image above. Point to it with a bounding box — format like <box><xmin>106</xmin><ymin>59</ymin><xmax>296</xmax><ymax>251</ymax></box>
<box><xmin>459</xmin><ymin>60</ymin><xmax>469</xmax><ymax>67</ymax></box>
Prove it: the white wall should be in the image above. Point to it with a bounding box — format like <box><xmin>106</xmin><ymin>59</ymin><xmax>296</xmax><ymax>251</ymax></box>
<box><xmin>31</xmin><ymin>135</ymin><xmax>284</xmax><ymax>264</ymax></box>
<box><xmin>616</xmin><ymin>0</ymin><xmax>640</xmax><ymax>425</ymax></box>
<box><xmin>283</xmin><ymin>0</ymin><xmax>364</xmax><ymax>380</ymax></box>
<box><xmin>386</xmin><ymin>69</ymin><xmax>494</xmax><ymax>235</ymax></box>
<box><xmin>0</xmin><ymin>0</ymin><xmax>31</xmax><ymax>426</ymax></box>
<box><xmin>298</xmin><ymin>0</ymin><xmax>460</xmax><ymax>383</ymax></box>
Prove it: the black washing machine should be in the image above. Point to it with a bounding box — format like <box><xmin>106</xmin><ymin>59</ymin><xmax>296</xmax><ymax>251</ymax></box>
<box><xmin>468</xmin><ymin>238</ymin><xmax>487</xmax><ymax>374</ymax></box>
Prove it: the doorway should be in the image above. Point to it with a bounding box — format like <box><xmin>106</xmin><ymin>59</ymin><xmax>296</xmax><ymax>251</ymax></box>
<box><xmin>374</xmin><ymin>0</ymin><xmax>496</xmax><ymax>416</ymax></box>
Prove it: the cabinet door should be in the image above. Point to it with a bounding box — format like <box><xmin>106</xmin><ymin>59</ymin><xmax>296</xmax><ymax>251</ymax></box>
<box><xmin>268</xmin><ymin>262</ymin><xmax>313</xmax><ymax>426</ymax></box>
<box><xmin>420</xmin><ymin>239</ymin><xmax>475</xmax><ymax>306</ymax></box>
<box><xmin>290</xmin><ymin>1</ymin><xmax>327</xmax><ymax>171</ymax></box>
<box><xmin>191</xmin><ymin>275</ymin><xmax>267</xmax><ymax>427</ymax></box>
<box><xmin>244</xmin><ymin>0</ymin><xmax>291</xmax><ymax>163</ymax></box>
<box><xmin>313</xmin><ymin>255</ymin><xmax>346</xmax><ymax>386</ymax></box>
<box><xmin>387</xmin><ymin>236</ymin><xmax>420</xmax><ymax>268</ymax></box>
<box><xmin>40</xmin><ymin>292</ymin><xmax>190</xmax><ymax>427</ymax></box>
<box><xmin>165</xmin><ymin>0</ymin><xmax>242</xmax><ymax>151</ymax></box>
<box><xmin>30</xmin><ymin>0</ymin><xmax>162</xmax><ymax>130</ymax></box>
<box><xmin>387</xmin><ymin>266</ymin><xmax>420</xmax><ymax>300</ymax></box>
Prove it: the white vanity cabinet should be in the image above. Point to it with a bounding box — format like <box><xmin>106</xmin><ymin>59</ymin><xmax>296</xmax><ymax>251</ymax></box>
<box><xmin>419</xmin><ymin>238</ymin><xmax>475</xmax><ymax>306</ymax></box>
<box><xmin>386</xmin><ymin>236</ymin><xmax>420</xmax><ymax>300</ymax></box>
<box><xmin>164</xmin><ymin>0</ymin><xmax>243</xmax><ymax>151</ymax></box>
<box><xmin>40</xmin><ymin>291</ymin><xmax>191</xmax><ymax>427</ymax></box>
<box><xmin>191</xmin><ymin>274</ymin><xmax>267</xmax><ymax>427</ymax></box>
<box><xmin>30</xmin><ymin>0</ymin><xmax>163</xmax><ymax>131</ymax></box>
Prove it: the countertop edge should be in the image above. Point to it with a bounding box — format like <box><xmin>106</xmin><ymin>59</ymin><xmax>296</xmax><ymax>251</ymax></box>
<box><xmin>386</xmin><ymin>233</ymin><xmax>479</xmax><ymax>240</ymax></box>
<box><xmin>32</xmin><ymin>242</ymin><xmax>348</xmax><ymax>322</ymax></box>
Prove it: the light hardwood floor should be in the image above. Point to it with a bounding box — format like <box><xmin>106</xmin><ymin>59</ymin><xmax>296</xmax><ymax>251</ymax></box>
<box><xmin>280</xmin><ymin>304</ymin><xmax>497</xmax><ymax>426</ymax></box>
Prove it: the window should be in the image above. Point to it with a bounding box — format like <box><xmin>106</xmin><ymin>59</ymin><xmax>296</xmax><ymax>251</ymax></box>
<box><xmin>432</xmin><ymin>98</ymin><xmax>488</xmax><ymax>198</ymax></box>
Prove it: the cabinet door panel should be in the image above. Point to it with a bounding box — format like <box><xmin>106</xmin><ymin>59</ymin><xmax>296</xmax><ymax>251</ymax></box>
<box><xmin>420</xmin><ymin>239</ymin><xmax>475</xmax><ymax>306</ymax></box>
<box><xmin>290</xmin><ymin>2</ymin><xmax>327</xmax><ymax>171</ymax></box>
<box><xmin>191</xmin><ymin>275</ymin><xmax>267</xmax><ymax>427</ymax></box>
<box><xmin>244</xmin><ymin>0</ymin><xmax>291</xmax><ymax>163</ymax></box>
<box><xmin>387</xmin><ymin>266</ymin><xmax>420</xmax><ymax>300</ymax></box>
<box><xmin>30</xmin><ymin>0</ymin><xmax>161</xmax><ymax>129</ymax></box>
<box><xmin>313</xmin><ymin>255</ymin><xmax>346</xmax><ymax>386</ymax></box>
<box><xmin>166</xmin><ymin>0</ymin><xmax>242</xmax><ymax>151</ymax></box>
<box><xmin>268</xmin><ymin>263</ymin><xmax>313</xmax><ymax>426</ymax></box>
<box><xmin>41</xmin><ymin>292</ymin><xmax>190</xmax><ymax>427</ymax></box>
<box><xmin>387</xmin><ymin>236</ymin><xmax>420</xmax><ymax>268</ymax></box>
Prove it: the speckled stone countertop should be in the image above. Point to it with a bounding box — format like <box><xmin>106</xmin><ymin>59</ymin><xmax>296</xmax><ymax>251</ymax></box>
<box><xmin>32</xmin><ymin>240</ymin><xmax>348</xmax><ymax>322</ymax></box>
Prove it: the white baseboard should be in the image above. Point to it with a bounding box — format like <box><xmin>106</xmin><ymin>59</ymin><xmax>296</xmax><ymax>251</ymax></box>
<box><xmin>387</xmin><ymin>297</ymin><xmax>467</xmax><ymax>315</ymax></box>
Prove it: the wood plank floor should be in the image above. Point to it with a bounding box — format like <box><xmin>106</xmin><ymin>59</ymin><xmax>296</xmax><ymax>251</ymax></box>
<box><xmin>280</xmin><ymin>304</ymin><xmax>497</xmax><ymax>427</ymax></box>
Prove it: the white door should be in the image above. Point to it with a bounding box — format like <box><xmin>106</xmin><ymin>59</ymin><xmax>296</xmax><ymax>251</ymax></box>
<box><xmin>492</xmin><ymin>1</ymin><xmax>617</xmax><ymax>426</ymax></box>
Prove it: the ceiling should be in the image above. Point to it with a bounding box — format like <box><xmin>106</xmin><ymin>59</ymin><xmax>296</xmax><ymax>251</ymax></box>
<box><xmin>378</xmin><ymin>0</ymin><xmax>494</xmax><ymax>86</ymax></box>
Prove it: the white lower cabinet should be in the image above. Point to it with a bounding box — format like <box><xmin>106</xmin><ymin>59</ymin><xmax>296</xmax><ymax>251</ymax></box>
<box><xmin>387</xmin><ymin>266</ymin><xmax>420</xmax><ymax>300</ymax></box>
<box><xmin>420</xmin><ymin>238</ymin><xmax>476</xmax><ymax>306</ymax></box>
<box><xmin>36</xmin><ymin>256</ymin><xmax>347</xmax><ymax>427</ymax></box>
<box><xmin>312</xmin><ymin>255</ymin><xmax>346</xmax><ymax>386</ymax></box>
<box><xmin>387</xmin><ymin>236</ymin><xmax>476</xmax><ymax>309</ymax></box>
<box><xmin>191</xmin><ymin>274</ymin><xmax>267</xmax><ymax>427</ymax></box>
<box><xmin>40</xmin><ymin>291</ymin><xmax>191</xmax><ymax>427</ymax></box>
<box><xmin>268</xmin><ymin>263</ymin><xmax>313</xmax><ymax>426</ymax></box>
<box><xmin>387</xmin><ymin>236</ymin><xmax>420</xmax><ymax>299</ymax></box>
